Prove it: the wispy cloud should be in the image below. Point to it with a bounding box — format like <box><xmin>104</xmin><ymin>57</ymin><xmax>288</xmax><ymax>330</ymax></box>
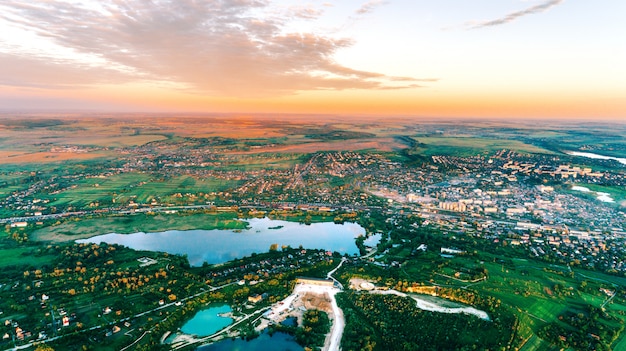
<box><xmin>468</xmin><ymin>0</ymin><xmax>564</xmax><ymax>29</ymax></box>
<box><xmin>0</xmin><ymin>0</ymin><xmax>429</xmax><ymax>97</ymax></box>
<box><xmin>355</xmin><ymin>0</ymin><xmax>389</xmax><ymax>15</ymax></box>
<box><xmin>286</xmin><ymin>5</ymin><xmax>325</xmax><ymax>20</ymax></box>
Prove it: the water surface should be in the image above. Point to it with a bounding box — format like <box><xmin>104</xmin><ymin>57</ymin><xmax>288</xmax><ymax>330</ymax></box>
<box><xmin>567</xmin><ymin>151</ymin><xmax>626</xmax><ymax>165</ymax></box>
<box><xmin>572</xmin><ymin>185</ymin><xmax>615</xmax><ymax>203</ymax></box>
<box><xmin>198</xmin><ymin>331</ymin><xmax>303</xmax><ymax>351</ymax></box>
<box><xmin>78</xmin><ymin>218</ymin><xmax>365</xmax><ymax>266</ymax></box>
<box><xmin>181</xmin><ymin>305</ymin><xmax>233</xmax><ymax>337</ymax></box>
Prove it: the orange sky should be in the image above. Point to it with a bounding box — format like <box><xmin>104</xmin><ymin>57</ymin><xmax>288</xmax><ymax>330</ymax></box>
<box><xmin>0</xmin><ymin>1</ymin><xmax>625</xmax><ymax>120</ymax></box>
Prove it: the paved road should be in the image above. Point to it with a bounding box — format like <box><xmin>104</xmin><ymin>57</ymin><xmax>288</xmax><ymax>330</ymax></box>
<box><xmin>325</xmin><ymin>288</ymin><xmax>344</xmax><ymax>351</ymax></box>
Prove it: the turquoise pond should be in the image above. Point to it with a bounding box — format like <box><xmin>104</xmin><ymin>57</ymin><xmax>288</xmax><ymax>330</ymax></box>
<box><xmin>181</xmin><ymin>305</ymin><xmax>233</xmax><ymax>337</ymax></box>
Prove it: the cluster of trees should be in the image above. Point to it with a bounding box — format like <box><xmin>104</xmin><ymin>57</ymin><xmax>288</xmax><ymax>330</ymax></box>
<box><xmin>336</xmin><ymin>292</ymin><xmax>513</xmax><ymax>351</ymax></box>
<box><xmin>4</xmin><ymin>243</ymin><xmax>206</xmax><ymax>346</ymax></box>
<box><xmin>538</xmin><ymin>306</ymin><xmax>621</xmax><ymax>351</ymax></box>
<box><xmin>271</xmin><ymin>309</ymin><xmax>331</xmax><ymax>350</ymax></box>
<box><xmin>295</xmin><ymin>309</ymin><xmax>331</xmax><ymax>348</ymax></box>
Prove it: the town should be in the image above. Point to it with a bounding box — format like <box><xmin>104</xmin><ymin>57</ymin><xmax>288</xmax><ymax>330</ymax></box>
<box><xmin>1</xmin><ymin>116</ymin><xmax>625</xmax><ymax>351</ymax></box>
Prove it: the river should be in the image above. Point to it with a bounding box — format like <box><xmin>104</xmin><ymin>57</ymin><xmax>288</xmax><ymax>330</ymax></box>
<box><xmin>567</xmin><ymin>151</ymin><xmax>626</xmax><ymax>165</ymax></box>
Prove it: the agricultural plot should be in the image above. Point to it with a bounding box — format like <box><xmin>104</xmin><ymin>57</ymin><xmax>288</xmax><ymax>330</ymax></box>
<box><xmin>217</xmin><ymin>153</ymin><xmax>304</xmax><ymax>171</ymax></box>
<box><xmin>64</xmin><ymin>134</ymin><xmax>168</xmax><ymax>147</ymax></box>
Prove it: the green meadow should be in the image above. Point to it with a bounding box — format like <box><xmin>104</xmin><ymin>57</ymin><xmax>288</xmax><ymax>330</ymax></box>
<box><xmin>42</xmin><ymin>173</ymin><xmax>241</xmax><ymax>208</ymax></box>
<box><xmin>347</xmin><ymin>247</ymin><xmax>626</xmax><ymax>351</ymax></box>
<box><xmin>409</xmin><ymin>136</ymin><xmax>553</xmax><ymax>157</ymax></box>
<box><xmin>30</xmin><ymin>211</ymin><xmax>247</xmax><ymax>242</ymax></box>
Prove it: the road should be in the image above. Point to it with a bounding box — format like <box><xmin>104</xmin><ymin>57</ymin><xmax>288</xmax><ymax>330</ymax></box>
<box><xmin>327</xmin><ymin>257</ymin><xmax>347</xmax><ymax>290</ymax></box>
<box><xmin>286</xmin><ymin>284</ymin><xmax>344</xmax><ymax>351</ymax></box>
<box><xmin>325</xmin><ymin>288</ymin><xmax>344</xmax><ymax>351</ymax></box>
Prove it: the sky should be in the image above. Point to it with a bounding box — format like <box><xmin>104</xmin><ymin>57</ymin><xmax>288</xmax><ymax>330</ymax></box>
<box><xmin>0</xmin><ymin>0</ymin><xmax>625</xmax><ymax>119</ymax></box>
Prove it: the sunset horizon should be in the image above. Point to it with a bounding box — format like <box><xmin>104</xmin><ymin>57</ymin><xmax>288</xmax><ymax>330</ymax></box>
<box><xmin>1</xmin><ymin>0</ymin><xmax>624</xmax><ymax>120</ymax></box>
<box><xmin>1</xmin><ymin>3</ymin><xmax>626</xmax><ymax>349</ymax></box>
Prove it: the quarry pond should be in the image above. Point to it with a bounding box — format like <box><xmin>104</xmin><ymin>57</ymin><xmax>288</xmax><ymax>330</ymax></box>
<box><xmin>180</xmin><ymin>304</ymin><xmax>233</xmax><ymax>337</ymax></box>
<box><xmin>77</xmin><ymin>217</ymin><xmax>366</xmax><ymax>266</ymax></box>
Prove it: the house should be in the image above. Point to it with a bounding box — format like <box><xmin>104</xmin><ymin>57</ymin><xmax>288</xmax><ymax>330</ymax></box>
<box><xmin>441</xmin><ymin>248</ymin><xmax>465</xmax><ymax>255</ymax></box>
<box><xmin>295</xmin><ymin>277</ymin><xmax>334</xmax><ymax>287</ymax></box>
<box><xmin>248</xmin><ymin>294</ymin><xmax>263</xmax><ymax>304</ymax></box>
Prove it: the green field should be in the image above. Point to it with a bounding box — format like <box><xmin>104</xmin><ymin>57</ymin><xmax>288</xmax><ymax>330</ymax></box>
<box><xmin>356</xmin><ymin>249</ymin><xmax>626</xmax><ymax>350</ymax></box>
<box><xmin>409</xmin><ymin>136</ymin><xmax>553</xmax><ymax>157</ymax></box>
<box><xmin>216</xmin><ymin>153</ymin><xmax>304</xmax><ymax>171</ymax></box>
<box><xmin>30</xmin><ymin>212</ymin><xmax>248</xmax><ymax>242</ymax></box>
<box><xmin>0</xmin><ymin>246</ymin><xmax>57</xmax><ymax>269</ymax></box>
<box><xmin>584</xmin><ymin>184</ymin><xmax>626</xmax><ymax>203</ymax></box>
<box><xmin>43</xmin><ymin>173</ymin><xmax>242</xmax><ymax>208</ymax></box>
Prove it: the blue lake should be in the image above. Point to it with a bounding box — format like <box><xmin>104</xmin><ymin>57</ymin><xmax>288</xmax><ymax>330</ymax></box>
<box><xmin>181</xmin><ymin>304</ymin><xmax>233</xmax><ymax>337</ymax></box>
<box><xmin>77</xmin><ymin>217</ymin><xmax>366</xmax><ymax>266</ymax></box>
<box><xmin>198</xmin><ymin>331</ymin><xmax>303</xmax><ymax>351</ymax></box>
<box><xmin>281</xmin><ymin>317</ymin><xmax>298</xmax><ymax>327</ymax></box>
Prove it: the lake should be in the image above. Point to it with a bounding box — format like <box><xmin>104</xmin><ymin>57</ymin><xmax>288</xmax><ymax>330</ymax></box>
<box><xmin>181</xmin><ymin>304</ymin><xmax>233</xmax><ymax>337</ymax></box>
<box><xmin>198</xmin><ymin>331</ymin><xmax>303</xmax><ymax>351</ymax></box>
<box><xmin>77</xmin><ymin>217</ymin><xmax>366</xmax><ymax>266</ymax></box>
<box><xmin>567</xmin><ymin>151</ymin><xmax>626</xmax><ymax>166</ymax></box>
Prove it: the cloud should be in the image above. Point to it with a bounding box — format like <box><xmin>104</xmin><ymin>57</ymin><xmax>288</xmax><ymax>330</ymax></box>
<box><xmin>355</xmin><ymin>0</ymin><xmax>389</xmax><ymax>15</ymax></box>
<box><xmin>0</xmin><ymin>53</ymin><xmax>127</xmax><ymax>90</ymax></box>
<box><xmin>468</xmin><ymin>0</ymin><xmax>564</xmax><ymax>29</ymax></box>
<box><xmin>286</xmin><ymin>5</ymin><xmax>325</xmax><ymax>20</ymax></box>
<box><xmin>0</xmin><ymin>0</ymin><xmax>429</xmax><ymax>97</ymax></box>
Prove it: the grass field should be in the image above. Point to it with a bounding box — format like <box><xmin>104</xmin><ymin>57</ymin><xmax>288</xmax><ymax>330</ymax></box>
<box><xmin>30</xmin><ymin>212</ymin><xmax>248</xmax><ymax>242</ymax></box>
<box><xmin>584</xmin><ymin>184</ymin><xmax>626</xmax><ymax>203</ymax></box>
<box><xmin>409</xmin><ymin>136</ymin><xmax>553</xmax><ymax>156</ymax></box>
<box><xmin>217</xmin><ymin>153</ymin><xmax>304</xmax><ymax>171</ymax></box>
<box><xmin>391</xmin><ymin>250</ymin><xmax>626</xmax><ymax>350</ymax></box>
<box><xmin>0</xmin><ymin>246</ymin><xmax>57</xmax><ymax>269</ymax></box>
<box><xmin>44</xmin><ymin>173</ymin><xmax>242</xmax><ymax>208</ymax></box>
<box><xmin>566</xmin><ymin>183</ymin><xmax>626</xmax><ymax>208</ymax></box>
